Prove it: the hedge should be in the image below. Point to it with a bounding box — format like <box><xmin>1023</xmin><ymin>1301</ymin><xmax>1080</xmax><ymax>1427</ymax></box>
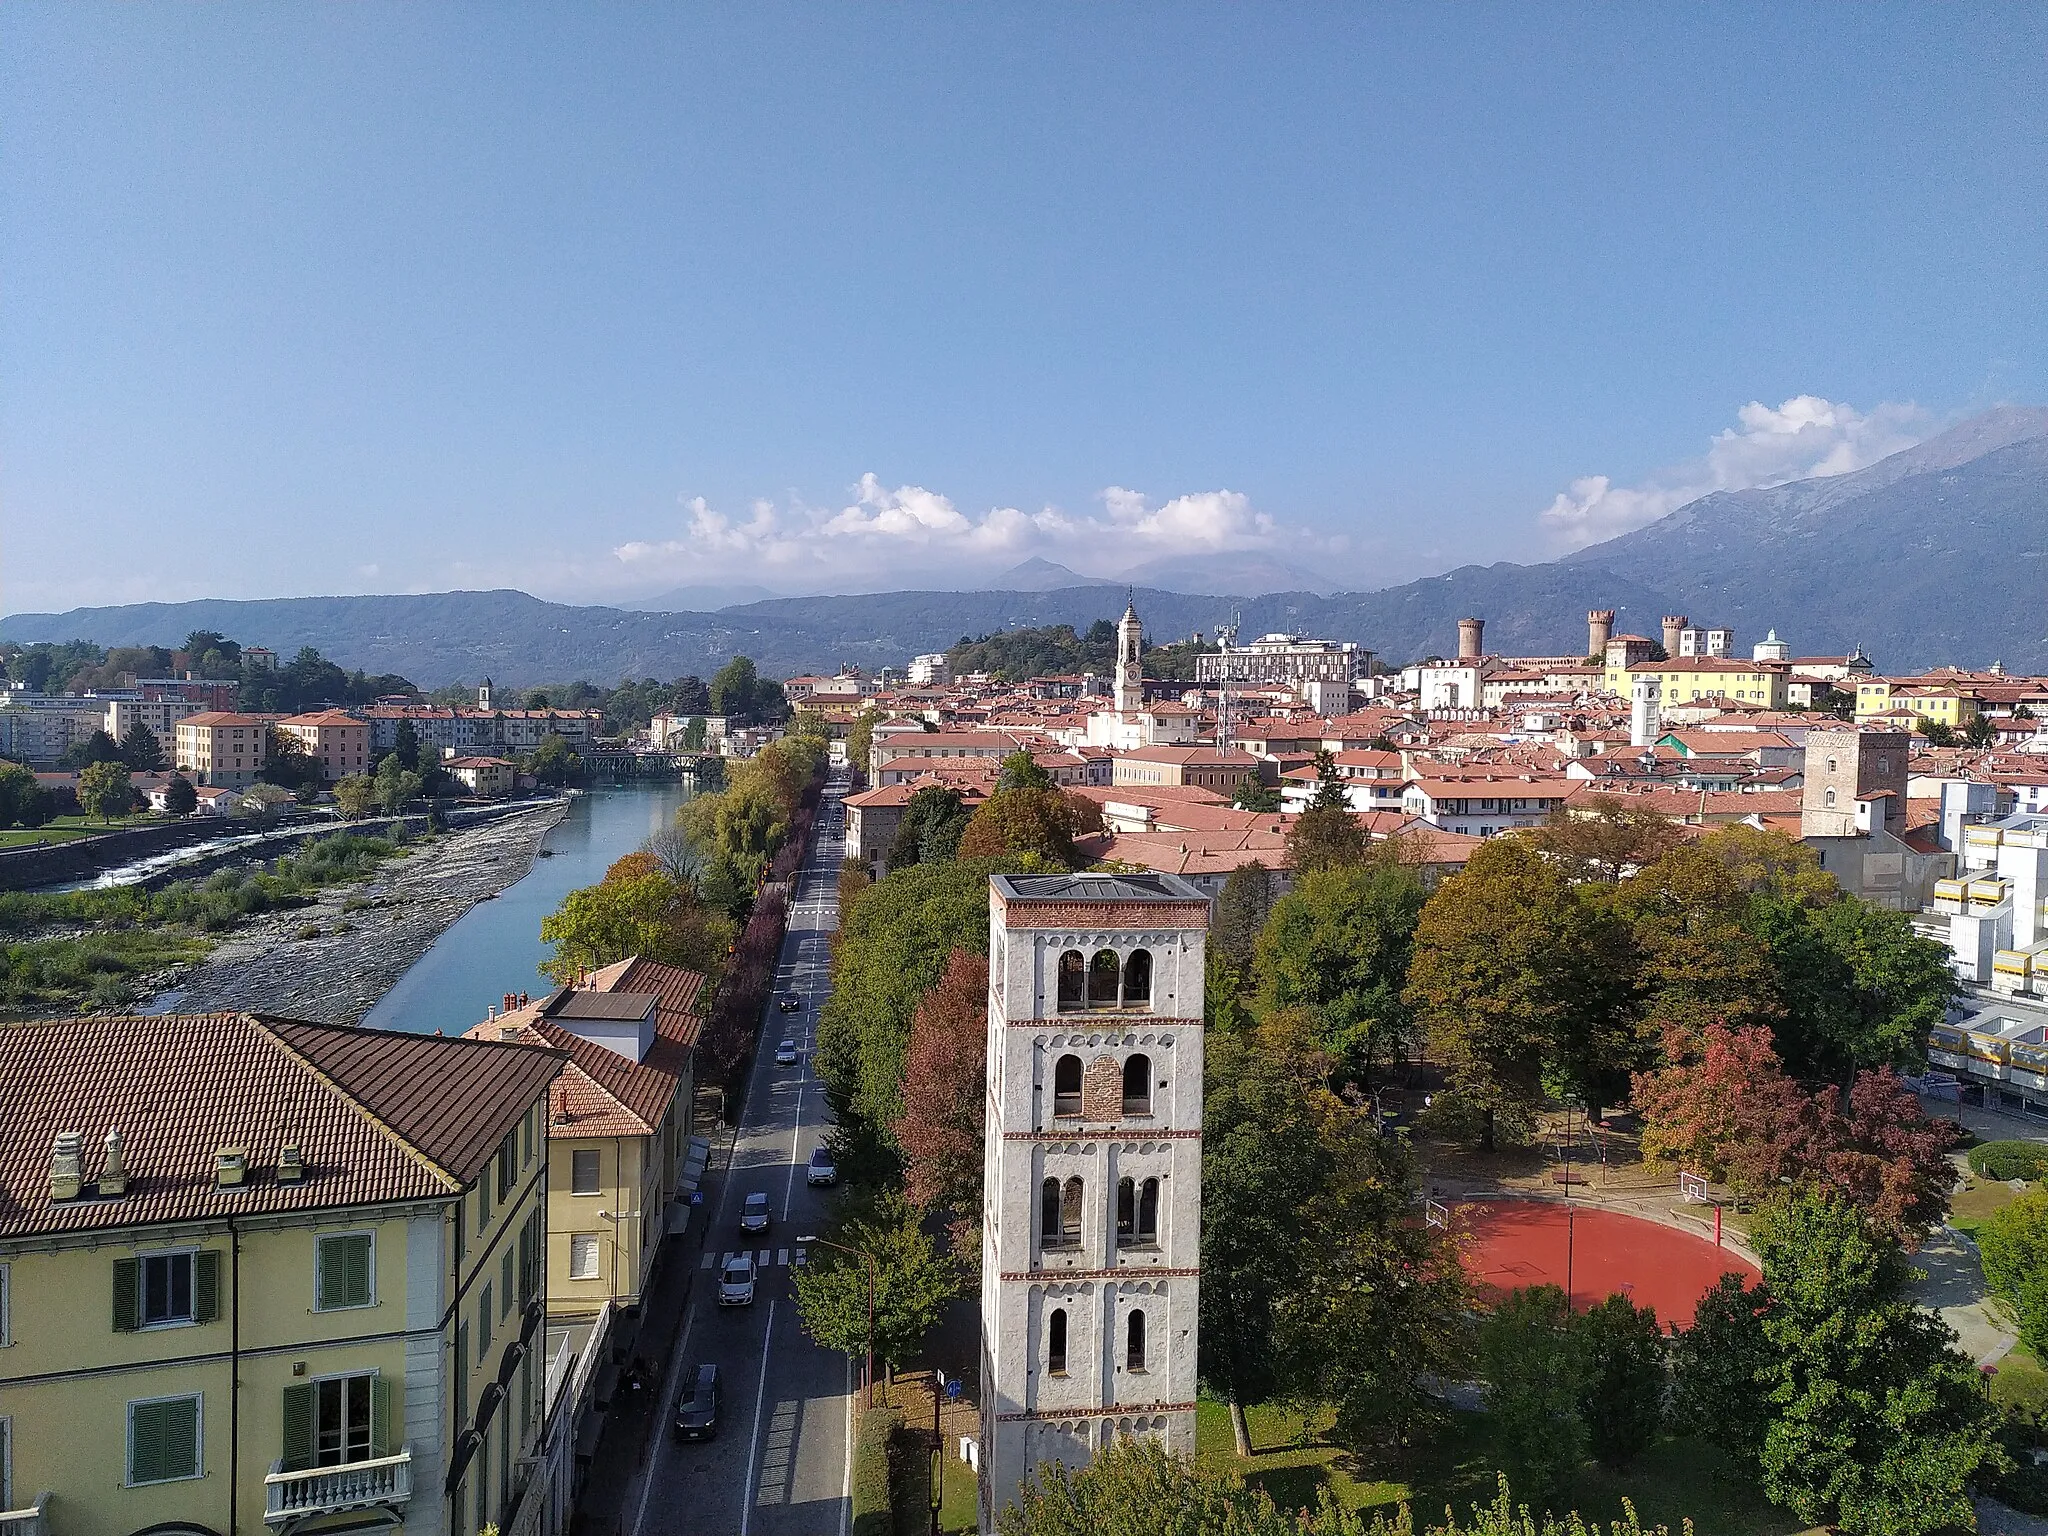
<box><xmin>852</xmin><ymin>1402</ymin><xmax>900</xmax><ymax>1536</ymax></box>
<box><xmin>1968</xmin><ymin>1140</ymin><xmax>2048</xmax><ymax>1183</ymax></box>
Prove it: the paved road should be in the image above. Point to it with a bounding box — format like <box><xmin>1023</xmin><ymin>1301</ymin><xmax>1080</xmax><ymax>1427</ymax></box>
<box><xmin>631</xmin><ymin>770</ymin><xmax>855</xmax><ymax>1536</ymax></box>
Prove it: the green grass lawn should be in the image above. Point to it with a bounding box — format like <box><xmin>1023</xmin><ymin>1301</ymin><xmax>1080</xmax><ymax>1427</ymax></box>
<box><xmin>0</xmin><ymin>813</ymin><xmax>161</xmax><ymax>848</ymax></box>
<box><xmin>1951</xmin><ymin>1177</ymin><xmax>2026</xmax><ymax>1237</ymax></box>
<box><xmin>1993</xmin><ymin>1342</ymin><xmax>2048</xmax><ymax>1416</ymax></box>
<box><xmin>1195</xmin><ymin>1397</ymin><xmax>1804</xmax><ymax>1535</ymax></box>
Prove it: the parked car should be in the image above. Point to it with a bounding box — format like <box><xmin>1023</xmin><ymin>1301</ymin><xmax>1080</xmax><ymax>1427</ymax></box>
<box><xmin>718</xmin><ymin>1254</ymin><xmax>756</xmax><ymax>1306</ymax></box>
<box><xmin>740</xmin><ymin>1192</ymin><xmax>771</xmax><ymax>1233</ymax></box>
<box><xmin>775</xmin><ymin>1039</ymin><xmax>800</xmax><ymax>1066</ymax></box>
<box><xmin>778</xmin><ymin>997</ymin><xmax>803</xmax><ymax>1013</ymax></box>
<box><xmin>807</xmin><ymin>1145</ymin><xmax>838</xmax><ymax>1187</ymax></box>
<box><xmin>674</xmin><ymin>1363</ymin><xmax>722</xmax><ymax>1440</ymax></box>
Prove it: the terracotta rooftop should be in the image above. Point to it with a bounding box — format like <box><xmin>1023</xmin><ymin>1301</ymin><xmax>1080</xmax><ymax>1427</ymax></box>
<box><xmin>0</xmin><ymin>1013</ymin><xmax>565</xmax><ymax>1240</ymax></box>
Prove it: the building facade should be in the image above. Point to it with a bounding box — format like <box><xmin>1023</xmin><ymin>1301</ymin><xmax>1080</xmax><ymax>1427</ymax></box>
<box><xmin>1194</xmin><ymin>634</ymin><xmax>1368</xmax><ymax>687</ymax></box>
<box><xmin>0</xmin><ymin>1013</ymin><xmax>564</xmax><ymax>1536</ymax></box>
<box><xmin>174</xmin><ymin>712</ymin><xmax>274</xmax><ymax>788</ymax></box>
<box><xmin>979</xmin><ymin>873</ymin><xmax>1208</xmax><ymax>1533</ymax></box>
<box><xmin>277</xmin><ymin>710</ymin><xmax>374</xmax><ymax>785</ymax></box>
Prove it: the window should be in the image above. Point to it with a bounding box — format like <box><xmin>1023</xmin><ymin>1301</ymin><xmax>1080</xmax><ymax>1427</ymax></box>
<box><xmin>1826</xmin><ymin>756</ymin><xmax>1838</xmax><ymax>773</ymax></box>
<box><xmin>1122</xmin><ymin>1054</ymin><xmax>1152</xmax><ymax>1116</ymax></box>
<box><xmin>115</xmin><ymin>1250</ymin><xmax>219</xmax><ymax>1330</ymax></box>
<box><xmin>1137</xmin><ymin>1179</ymin><xmax>1159</xmax><ymax>1243</ymax></box>
<box><xmin>1824</xmin><ymin>788</ymin><xmax>1837</xmax><ymax>808</ymax></box>
<box><xmin>477</xmin><ymin>1179</ymin><xmax>491</xmax><ymax>1236</ymax></box>
<box><xmin>1122</xmin><ymin>949</ymin><xmax>1152</xmax><ymax>1008</ymax></box>
<box><xmin>1056</xmin><ymin>950</ymin><xmax>1085</xmax><ymax>1012</ymax></box>
<box><xmin>281</xmin><ymin>1373</ymin><xmax>389</xmax><ymax>1470</ymax></box>
<box><xmin>570</xmin><ymin>1234</ymin><xmax>601</xmax><ymax>1281</ymax></box>
<box><xmin>455</xmin><ymin>1323</ymin><xmax>469</xmax><ymax>1425</ymax></box>
<box><xmin>1052</xmin><ymin>1054</ymin><xmax>1083</xmax><ymax>1117</ymax></box>
<box><xmin>520</xmin><ymin>1212</ymin><xmax>543</xmax><ymax>1301</ymax></box>
<box><xmin>1116</xmin><ymin>1178</ymin><xmax>1135</xmax><ymax>1244</ymax></box>
<box><xmin>127</xmin><ymin>1393</ymin><xmax>202</xmax><ymax>1485</ymax></box>
<box><xmin>1127</xmin><ymin>1310</ymin><xmax>1147</xmax><ymax>1372</ymax></box>
<box><xmin>501</xmin><ymin>1250</ymin><xmax>516</xmax><ymax>1317</ymax></box>
<box><xmin>1060</xmin><ymin>1177</ymin><xmax>1084</xmax><ymax>1248</ymax></box>
<box><xmin>316</xmin><ymin>1234</ymin><xmax>374</xmax><ymax>1311</ymax></box>
<box><xmin>478</xmin><ymin>1283</ymin><xmax>493</xmax><ymax>1353</ymax></box>
<box><xmin>571</xmin><ymin>1148</ymin><xmax>602</xmax><ymax>1195</ymax></box>
<box><xmin>474</xmin><ymin>1432</ymin><xmax>491</xmax><ymax>1531</ymax></box>
<box><xmin>0</xmin><ymin>1262</ymin><xmax>9</xmax><ymax>1347</ymax></box>
<box><xmin>496</xmin><ymin>1131</ymin><xmax>516</xmax><ymax>1200</ymax></box>
<box><xmin>1040</xmin><ymin>1179</ymin><xmax>1062</xmax><ymax>1249</ymax></box>
<box><xmin>1047</xmin><ymin>1308</ymin><xmax>1068</xmax><ymax>1375</ymax></box>
<box><xmin>1088</xmin><ymin>950</ymin><xmax>1120</xmax><ymax>1008</ymax></box>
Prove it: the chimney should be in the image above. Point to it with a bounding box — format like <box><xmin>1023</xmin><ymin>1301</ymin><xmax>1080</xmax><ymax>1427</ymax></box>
<box><xmin>100</xmin><ymin>1127</ymin><xmax>129</xmax><ymax>1197</ymax></box>
<box><xmin>1587</xmin><ymin>609</ymin><xmax>1615</xmax><ymax>657</ymax></box>
<box><xmin>278</xmin><ymin>1139</ymin><xmax>304</xmax><ymax>1184</ymax></box>
<box><xmin>50</xmin><ymin>1130</ymin><xmax>85</xmax><ymax>1201</ymax></box>
<box><xmin>1661</xmin><ymin>615</ymin><xmax>1688</xmax><ymax>656</ymax></box>
<box><xmin>215</xmin><ymin>1146</ymin><xmax>248</xmax><ymax>1189</ymax></box>
<box><xmin>1457</xmin><ymin>617</ymin><xmax>1485</xmax><ymax>660</ymax></box>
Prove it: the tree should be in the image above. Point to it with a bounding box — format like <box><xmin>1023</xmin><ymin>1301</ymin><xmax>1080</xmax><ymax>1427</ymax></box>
<box><xmin>844</xmin><ymin>706</ymin><xmax>882</xmax><ymax>778</ymax></box>
<box><xmin>642</xmin><ymin>822</ymin><xmax>696</xmax><ymax>884</ymax></box>
<box><xmin>0</xmin><ymin>760</ymin><xmax>55</xmax><ymax>829</ymax></box>
<box><xmin>1573</xmin><ymin>1293</ymin><xmax>1664</xmax><ymax>1468</ymax></box>
<box><xmin>893</xmin><ymin>950</ymin><xmax>989</xmax><ymax>1244</ymax></box>
<box><xmin>1964</xmin><ymin>713</ymin><xmax>1997</xmax><ymax>748</ymax></box>
<box><xmin>538</xmin><ymin>868</ymin><xmax>731</xmax><ymax>983</ymax></box>
<box><xmin>334</xmin><ymin>774</ymin><xmax>378</xmax><ymax>819</ymax></box>
<box><xmin>372</xmin><ymin>753</ymin><xmax>424</xmax><ymax>814</ymax></box>
<box><xmin>162</xmin><ymin>772</ymin><xmax>200</xmax><ymax>817</ymax></box>
<box><xmin>1286</xmin><ymin>805</ymin><xmax>1365</xmax><ymax>875</ymax></box>
<box><xmin>1478</xmin><ymin>1286</ymin><xmax>1586</xmax><ymax>1511</ymax></box>
<box><xmin>791</xmin><ymin>1196</ymin><xmax>958</xmax><ymax>1377</ymax></box>
<box><xmin>998</xmin><ymin>1439</ymin><xmax>1300</xmax><ymax>1536</ymax></box>
<box><xmin>888</xmin><ymin>785</ymin><xmax>972</xmax><ymax>869</ymax></box>
<box><xmin>1977</xmin><ymin>1189</ymin><xmax>2048</xmax><ymax>1356</ymax></box>
<box><xmin>1255</xmin><ymin>864</ymin><xmax>1426</xmax><ymax>1086</ymax></box>
<box><xmin>1406</xmin><ymin>838</ymin><xmax>1636</xmax><ymax>1145</ymax></box>
<box><xmin>528</xmin><ymin>733</ymin><xmax>582</xmax><ymax>786</ymax></box>
<box><xmin>119</xmin><ymin>722</ymin><xmax>167</xmax><ymax>771</ymax></box>
<box><xmin>1669</xmin><ymin>1272</ymin><xmax>1771</xmax><ymax>1458</ymax></box>
<box><xmin>77</xmin><ymin>761</ymin><xmax>134</xmax><ymax>821</ymax></box>
<box><xmin>1916</xmin><ymin>718</ymin><xmax>1956</xmax><ymax>747</ymax></box>
<box><xmin>1211</xmin><ymin>860</ymin><xmax>1274</xmax><ymax>970</ymax></box>
<box><xmin>709</xmin><ymin>655</ymin><xmax>761</xmax><ymax>721</ymax></box>
<box><xmin>1747</xmin><ymin>1190</ymin><xmax>2004</xmax><ymax>1535</ymax></box>
<box><xmin>1531</xmin><ymin>796</ymin><xmax>1684</xmax><ymax>883</ymax></box>
<box><xmin>262</xmin><ymin>728</ymin><xmax>321</xmax><ymax>791</ymax></box>
<box><xmin>1232</xmin><ymin>774</ymin><xmax>1282</xmax><ymax>812</ymax></box>
<box><xmin>957</xmin><ymin>786</ymin><xmax>1081</xmax><ymax>866</ymax></box>
<box><xmin>1609</xmin><ymin>842</ymin><xmax>1785</xmax><ymax>1040</ymax></box>
<box><xmin>393</xmin><ymin>718</ymin><xmax>421</xmax><ymax>771</ymax></box>
<box><xmin>997</xmin><ymin>750</ymin><xmax>1052</xmax><ymax>791</ymax></box>
<box><xmin>60</xmin><ymin>728</ymin><xmax>124</xmax><ymax>769</ymax></box>
<box><xmin>1807</xmin><ymin>898</ymin><xmax>1958</xmax><ymax>1081</ymax></box>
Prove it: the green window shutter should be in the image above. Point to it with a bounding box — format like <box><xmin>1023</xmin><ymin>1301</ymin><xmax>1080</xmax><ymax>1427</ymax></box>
<box><xmin>345</xmin><ymin>1235</ymin><xmax>371</xmax><ymax>1307</ymax></box>
<box><xmin>193</xmin><ymin>1251</ymin><xmax>221</xmax><ymax>1323</ymax></box>
<box><xmin>501</xmin><ymin>1251</ymin><xmax>514</xmax><ymax>1316</ymax></box>
<box><xmin>131</xmin><ymin>1400</ymin><xmax>165</xmax><ymax>1482</ymax></box>
<box><xmin>130</xmin><ymin>1396</ymin><xmax>198</xmax><ymax>1482</ymax></box>
<box><xmin>316</xmin><ymin>1238</ymin><xmax>339</xmax><ymax>1310</ymax></box>
<box><xmin>369</xmin><ymin>1374</ymin><xmax>393</xmax><ymax>1458</ymax></box>
<box><xmin>280</xmin><ymin>1383</ymin><xmax>316</xmax><ymax>1472</ymax></box>
<box><xmin>112</xmin><ymin>1257</ymin><xmax>140</xmax><ymax>1332</ymax></box>
<box><xmin>162</xmin><ymin>1395</ymin><xmax>199</xmax><ymax>1478</ymax></box>
<box><xmin>319</xmin><ymin>1235</ymin><xmax>372</xmax><ymax>1309</ymax></box>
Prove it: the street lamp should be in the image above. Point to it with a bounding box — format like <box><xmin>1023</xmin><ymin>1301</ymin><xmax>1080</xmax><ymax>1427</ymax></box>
<box><xmin>800</xmin><ymin>1233</ymin><xmax>879</xmax><ymax>1406</ymax></box>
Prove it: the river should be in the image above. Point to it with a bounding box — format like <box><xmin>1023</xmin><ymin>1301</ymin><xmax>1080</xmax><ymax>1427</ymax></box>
<box><xmin>360</xmin><ymin>779</ymin><xmax>696</xmax><ymax>1036</ymax></box>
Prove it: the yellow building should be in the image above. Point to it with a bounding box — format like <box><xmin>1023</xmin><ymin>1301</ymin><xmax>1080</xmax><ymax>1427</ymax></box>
<box><xmin>173</xmin><ymin>713</ymin><xmax>273</xmax><ymax>789</ymax></box>
<box><xmin>1609</xmin><ymin>656</ymin><xmax>1789</xmax><ymax>709</ymax></box>
<box><xmin>0</xmin><ymin>1013</ymin><xmax>564</xmax><ymax>1536</ymax></box>
<box><xmin>464</xmin><ymin>957</ymin><xmax>704</xmax><ymax>1325</ymax></box>
<box><xmin>1854</xmin><ymin>678</ymin><xmax>1983</xmax><ymax>729</ymax></box>
<box><xmin>275</xmin><ymin>711</ymin><xmax>373</xmax><ymax>785</ymax></box>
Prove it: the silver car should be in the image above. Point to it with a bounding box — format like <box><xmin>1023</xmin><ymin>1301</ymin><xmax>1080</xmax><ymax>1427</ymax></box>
<box><xmin>740</xmin><ymin>1192</ymin><xmax>771</xmax><ymax>1234</ymax></box>
<box><xmin>775</xmin><ymin>1039</ymin><xmax>800</xmax><ymax>1066</ymax></box>
<box><xmin>718</xmin><ymin>1254</ymin><xmax>756</xmax><ymax>1306</ymax></box>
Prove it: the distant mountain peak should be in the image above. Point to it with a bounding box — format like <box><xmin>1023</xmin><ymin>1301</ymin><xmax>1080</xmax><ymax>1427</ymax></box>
<box><xmin>990</xmin><ymin>557</ymin><xmax>1117</xmax><ymax>590</ymax></box>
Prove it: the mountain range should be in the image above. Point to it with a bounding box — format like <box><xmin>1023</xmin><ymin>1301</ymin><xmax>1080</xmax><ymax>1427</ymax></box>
<box><xmin>6</xmin><ymin>407</ymin><xmax>2043</xmax><ymax>684</ymax></box>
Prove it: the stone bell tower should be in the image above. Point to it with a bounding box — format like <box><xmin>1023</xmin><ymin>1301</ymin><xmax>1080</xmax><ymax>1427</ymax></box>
<box><xmin>979</xmin><ymin>872</ymin><xmax>1209</xmax><ymax>1532</ymax></box>
<box><xmin>1113</xmin><ymin>599</ymin><xmax>1144</xmax><ymax>718</ymax></box>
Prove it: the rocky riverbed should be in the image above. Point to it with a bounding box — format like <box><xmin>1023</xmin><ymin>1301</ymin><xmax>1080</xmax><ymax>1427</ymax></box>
<box><xmin>142</xmin><ymin>799</ymin><xmax>569</xmax><ymax>1026</ymax></box>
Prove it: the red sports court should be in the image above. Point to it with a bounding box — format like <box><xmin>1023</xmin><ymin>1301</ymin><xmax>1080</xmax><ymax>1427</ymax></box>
<box><xmin>1454</xmin><ymin>1198</ymin><xmax>1757</xmax><ymax>1326</ymax></box>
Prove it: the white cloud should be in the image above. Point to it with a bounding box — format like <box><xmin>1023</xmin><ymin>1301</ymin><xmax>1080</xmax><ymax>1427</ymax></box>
<box><xmin>1539</xmin><ymin>395</ymin><xmax>1931</xmax><ymax>549</ymax></box>
<box><xmin>611</xmin><ymin>476</ymin><xmax>1316</xmax><ymax>590</ymax></box>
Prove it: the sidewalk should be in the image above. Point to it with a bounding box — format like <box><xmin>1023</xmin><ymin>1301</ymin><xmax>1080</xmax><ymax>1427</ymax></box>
<box><xmin>571</xmin><ymin>1112</ymin><xmax>740</xmax><ymax>1536</ymax></box>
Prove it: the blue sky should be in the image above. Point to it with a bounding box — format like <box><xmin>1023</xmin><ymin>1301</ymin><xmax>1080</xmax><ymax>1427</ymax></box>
<box><xmin>4</xmin><ymin>5</ymin><xmax>2044</xmax><ymax>612</ymax></box>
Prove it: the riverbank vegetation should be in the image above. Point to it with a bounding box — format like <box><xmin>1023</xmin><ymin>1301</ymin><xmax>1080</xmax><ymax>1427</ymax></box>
<box><xmin>0</xmin><ymin>830</ymin><xmax>413</xmax><ymax>1017</ymax></box>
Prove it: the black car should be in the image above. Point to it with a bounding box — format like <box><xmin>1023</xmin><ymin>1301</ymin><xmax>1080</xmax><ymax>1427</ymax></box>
<box><xmin>674</xmin><ymin>1363</ymin><xmax>721</xmax><ymax>1441</ymax></box>
<box><xmin>777</xmin><ymin>998</ymin><xmax>803</xmax><ymax>1013</ymax></box>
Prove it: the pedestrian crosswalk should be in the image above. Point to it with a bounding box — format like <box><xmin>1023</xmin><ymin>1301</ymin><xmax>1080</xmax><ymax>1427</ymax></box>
<box><xmin>704</xmin><ymin>1247</ymin><xmax>807</xmax><ymax>1270</ymax></box>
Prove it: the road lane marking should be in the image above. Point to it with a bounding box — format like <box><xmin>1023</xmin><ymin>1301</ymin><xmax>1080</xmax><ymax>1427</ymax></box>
<box><xmin>702</xmin><ymin>1251</ymin><xmax>716</xmax><ymax>1269</ymax></box>
<box><xmin>778</xmin><ymin>1247</ymin><xmax>788</xmax><ymax>1266</ymax></box>
<box><xmin>738</xmin><ymin>1298</ymin><xmax>779</xmax><ymax>1536</ymax></box>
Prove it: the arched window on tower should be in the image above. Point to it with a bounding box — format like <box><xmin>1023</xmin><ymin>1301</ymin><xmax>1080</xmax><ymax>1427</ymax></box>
<box><xmin>1126</xmin><ymin>1310</ymin><xmax>1147</xmax><ymax>1372</ymax></box>
<box><xmin>1824</xmin><ymin>787</ymin><xmax>1837</xmax><ymax>808</ymax></box>
<box><xmin>1088</xmin><ymin>949</ymin><xmax>1120</xmax><ymax>1009</ymax></box>
<box><xmin>1052</xmin><ymin>1054</ymin><xmax>1083</xmax><ymax>1118</ymax></box>
<box><xmin>1060</xmin><ymin>1177</ymin><xmax>1084</xmax><ymax>1247</ymax></box>
<box><xmin>1116</xmin><ymin>1177</ymin><xmax>1135</xmax><ymax>1244</ymax></box>
<box><xmin>1056</xmin><ymin>950</ymin><xmax>1085</xmax><ymax>1012</ymax></box>
<box><xmin>1122</xmin><ymin>1054</ymin><xmax>1152</xmax><ymax>1115</ymax></box>
<box><xmin>1137</xmin><ymin>1178</ymin><xmax>1159</xmax><ymax>1243</ymax></box>
<box><xmin>1040</xmin><ymin>1177</ymin><xmax>1061</xmax><ymax>1249</ymax></box>
<box><xmin>1047</xmin><ymin>1307</ymin><xmax>1068</xmax><ymax>1375</ymax></box>
<box><xmin>1122</xmin><ymin>949</ymin><xmax>1152</xmax><ymax>1009</ymax></box>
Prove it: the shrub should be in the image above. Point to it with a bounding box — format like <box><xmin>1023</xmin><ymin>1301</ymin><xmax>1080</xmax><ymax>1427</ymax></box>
<box><xmin>1970</xmin><ymin>1141</ymin><xmax>2048</xmax><ymax>1183</ymax></box>
<box><xmin>1980</xmin><ymin>1189</ymin><xmax>2048</xmax><ymax>1355</ymax></box>
<box><xmin>852</xmin><ymin>1403</ymin><xmax>899</xmax><ymax>1536</ymax></box>
<box><xmin>1478</xmin><ymin>1285</ymin><xmax>1586</xmax><ymax>1509</ymax></box>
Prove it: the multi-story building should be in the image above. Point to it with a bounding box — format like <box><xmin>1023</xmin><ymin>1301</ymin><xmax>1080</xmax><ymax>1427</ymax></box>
<box><xmin>907</xmin><ymin>654</ymin><xmax>954</xmax><ymax>687</ymax></box>
<box><xmin>363</xmin><ymin>707</ymin><xmax>600</xmax><ymax>759</ymax></box>
<box><xmin>1800</xmin><ymin>728</ymin><xmax>1910</xmax><ymax>839</ymax></box>
<box><xmin>1401</xmin><ymin>774</ymin><xmax>1572</xmax><ymax>837</ymax></box>
<box><xmin>1194</xmin><ymin>633</ymin><xmax>1368</xmax><ymax>687</ymax></box>
<box><xmin>1854</xmin><ymin>678</ymin><xmax>1984</xmax><ymax>730</ymax></box>
<box><xmin>0</xmin><ymin>1011</ymin><xmax>565</xmax><ymax>1536</ymax></box>
<box><xmin>174</xmin><ymin>712</ymin><xmax>274</xmax><ymax>788</ymax></box>
<box><xmin>980</xmin><ymin>872</ymin><xmax>1208</xmax><ymax>1532</ymax></box>
<box><xmin>1108</xmin><ymin>746</ymin><xmax>1263</xmax><ymax>792</ymax></box>
<box><xmin>1609</xmin><ymin>657</ymin><xmax>1790</xmax><ymax>710</ymax></box>
<box><xmin>446</xmin><ymin>756</ymin><xmax>516</xmax><ymax>797</ymax></box>
<box><xmin>102</xmin><ymin>696</ymin><xmax>209</xmax><ymax>745</ymax></box>
<box><xmin>277</xmin><ymin>709</ymin><xmax>374</xmax><ymax>784</ymax></box>
<box><xmin>465</xmin><ymin>958</ymin><xmax>705</xmax><ymax>1325</ymax></box>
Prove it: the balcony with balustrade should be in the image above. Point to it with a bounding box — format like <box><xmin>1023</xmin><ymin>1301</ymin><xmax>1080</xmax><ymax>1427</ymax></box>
<box><xmin>263</xmin><ymin>1449</ymin><xmax>412</xmax><ymax>1528</ymax></box>
<box><xmin>0</xmin><ymin>1493</ymin><xmax>50</xmax><ymax>1536</ymax></box>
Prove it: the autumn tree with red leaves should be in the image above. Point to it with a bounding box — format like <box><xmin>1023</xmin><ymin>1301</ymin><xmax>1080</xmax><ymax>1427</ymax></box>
<box><xmin>893</xmin><ymin>949</ymin><xmax>990</xmax><ymax>1253</ymax></box>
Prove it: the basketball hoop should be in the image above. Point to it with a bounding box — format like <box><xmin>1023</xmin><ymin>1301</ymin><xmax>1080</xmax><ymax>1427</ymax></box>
<box><xmin>1678</xmin><ymin>1171</ymin><xmax>1711</xmax><ymax>1204</ymax></box>
<box><xmin>1425</xmin><ymin>1197</ymin><xmax>1450</xmax><ymax>1230</ymax></box>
